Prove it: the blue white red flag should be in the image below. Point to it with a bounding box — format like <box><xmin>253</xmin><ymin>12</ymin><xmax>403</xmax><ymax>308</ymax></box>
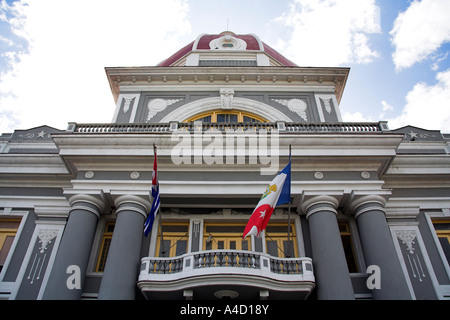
<box><xmin>144</xmin><ymin>146</ymin><xmax>160</xmax><ymax>237</ymax></box>
<box><xmin>243</xmin><ymin>160</ymin><xmax>291</xmax><ymax>239</ymax></box>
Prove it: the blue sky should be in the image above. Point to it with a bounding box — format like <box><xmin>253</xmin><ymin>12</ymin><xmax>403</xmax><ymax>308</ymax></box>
<box><xmin>0</xmin><ymin>0</ymin><xmax>449</xmax><ymax>133</ymax></box>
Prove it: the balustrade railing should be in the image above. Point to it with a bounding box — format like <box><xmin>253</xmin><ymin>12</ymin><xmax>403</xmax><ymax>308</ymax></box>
<box><xmin>67</xmin><ymin>121</ymin><xmax>387</xmax><ymax>134</ymax></box>
<box><xmin>194</xmin><ymin>250</ymin><xmax>260</xmax><ymax>269</ymax></box>
<box><xmin>140</xmin><ymin>250</ymin><xmax>313</xmax><ymax>280</ymax></box>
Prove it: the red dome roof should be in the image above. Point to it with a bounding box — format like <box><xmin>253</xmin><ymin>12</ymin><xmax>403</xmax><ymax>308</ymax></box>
<box><xmin>157</xmin><ymin>32</ymin><xmax>297</xmax><ymax>67</ymax></box>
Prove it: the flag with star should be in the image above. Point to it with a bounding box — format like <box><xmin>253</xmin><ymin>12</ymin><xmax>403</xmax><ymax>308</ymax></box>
<box><xmin>243</xmin><ymin>160</ymin><xmax>291</xmax><ymax>239</ymax></box>
<box><xmin>144</xmin><ymin>144</ymin><xmax>160</xmax><ymax>237</ymax></box>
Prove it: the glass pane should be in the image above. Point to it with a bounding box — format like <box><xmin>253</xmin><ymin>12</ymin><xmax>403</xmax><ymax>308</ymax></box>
<box><xmin>434</xmin><ymin>223</ymin><xmax>450</xmax><ymax>231</ymax></box>
<box><xmin>218</xmin><ymin>241</ymin><xmax>224</xmax><ymax>250</ymax></box>
<box><xmin>0</xmin><ymin>235</ymin><xmax>15</xmax><ymax>265</ymax></box>
<box><xmin>216</xmin><ymin>114</ymin><xmax>226</xmax><ymax>123</ymax></box>
<box><xmin>159</xmin><ymin>239</ymin><xmax>171</xmax><ymax>257</ymax></box>
<box><xmin>0</xmin><ymin>220</ymin><xmax>20</xmax><ymax>229</ymax></box>
<box><xmin>243</xmin><ymin>116</ymin><xmax>258</xmax><ymax>123</ymax></box>
<box><xmin>206</xmin><ymin>240</ymin><xmax>212</xmax><ymax>251</ymax></box>
<box><xmin>176</xmin><ymin>240</ymin><xmax>187</xmax><ymax>256</ymax></box>
<box><xmin>106</xmin><ymin>223</ymin><xmax>115</xmax><ymax>233</ymax></box>
<box><xmin>229</xmin><ymin>241</ymin><xmax>236</xmax><ymax>250</ymax></box>
<box><xmin>341</xmin><ymin>235</ymin><xmax>358</xmax><ymax>272</ymax></box>
<box><xmin>438</xmin><ymin>236</ymin><xmax>450</xmax><ymax>266</ymax></box>
<box><xmin>283</xmin><ymin>240</ymin><xmax>294</xmax><ymax>258</ymax></box>
<box><xmin>216</xmin><ymin>114</ymin><xmax>237</xmax><ymax>123</ymax></box>
<box><xmin>267</xmin><ymin>241</ymin><xmax>278</xmax><ymax>257</ymax></box>
<box><xmin>242</xmin><ymin>240</ymin><xmax>249</xmax><ymax>251</ymax></box>
<box><xmin>97</xmin><ymin>238</ymin><xmax>112</xmax><ymax>272</ymax></box>
<box><xmin>201</xmin><ymin>116</ymin><xmax>211</xmax><ymax>123</ymax></box>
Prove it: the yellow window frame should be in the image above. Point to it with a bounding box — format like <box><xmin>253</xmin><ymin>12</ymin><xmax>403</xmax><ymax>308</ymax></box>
<box><xmin>0</xmin><ymin>219</ymin><xmax>21</xmax><ymax>263</ymax></box>
<box><xmin>156</xmin><ymin>221</ymin><xmax>190</xmax><ymax>257</ymax></box>
<box><xmin>184</xmin><ymin>110</ymin><xmax>268</xmax><ymax>123</ymax></box>
<box><xmin>95</xmin><ymin>222</ymin><xmax>114</xmax><ymax>272</ymax></box>
<box><xmin>203</xmin><ymin>222</ymin><xmax>250</xmax><ymax>251</ymax></box>
<box><xmin>265</xmin><ymin>222</ymin><xmax>298</xmax><ymax>258</ymax></box>
<box><xmin>433</xmin><ymin>220</ymin><xmax>450</xmax><ymax>263</ymax></box>
<box><xmin>339</xmin><ymin>222</ymin><xmax>359</xmax><ymax>273</ymax></box>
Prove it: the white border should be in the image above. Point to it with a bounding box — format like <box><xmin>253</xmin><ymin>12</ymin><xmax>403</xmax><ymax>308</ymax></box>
<box><xmin>160</xmin><ymin>96</ymin><xmax>293</xmax><ymax>123</ymax></box>
<box><xmin>390</xmin><ymin>225</ymin><xmax>442</xmax><ymax>299</ymax></box>
<box><xmin>9</xmin><ymin>221</ymin><xmax>65</xmax><ymax>300</ymax></box>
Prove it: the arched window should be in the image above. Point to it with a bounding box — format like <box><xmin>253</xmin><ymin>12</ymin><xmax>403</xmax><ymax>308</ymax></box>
<box><xmin>184</xmin><ymin>110</ymin><xmax>267</xmax><ymax>123</ymax></box>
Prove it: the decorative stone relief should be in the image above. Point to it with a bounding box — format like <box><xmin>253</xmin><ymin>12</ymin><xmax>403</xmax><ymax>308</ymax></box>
<box><xmin>193</xmin><ymin>221</ymin><xmax>201</xmax><ymax>238</ymax></box>
<box><xmin>272</xmin><ymin>98</ymin><xmax>308</xmax><ymax>121</ymax></box>
<box><xmin>25</xmin><ymin>229</ymin><xmax>59</xmax><ymax>285</ymax></box>
<box><xmin>407</xmin><ymin>130</ymin><xmax>436</xmax><ymax>140</ymax></box>
<box><xmin>38</xmin><ymin>229</ymin><xmax>58</xmax><ymax>253</ymax></box>
<box><xmin>397</xmin><ymin>230</ymin><xmax>416</xmax><ymax>254</ymax></box>
<box><xmin>220</xmin><ymin>88</ymin><xmax>234</xmax><ymax>109</ymax></box>
<box><xmin>361</xmin><ymin>171</ymin><xmax>371</xmax><ymax>179</ymax></box>
<box><xmin>146</xmin><ymin>98</ymin><xmax>182</xmax><ymax>121</ymax></box>
<box><xmin>84</xmin><ymin>171</ymin><xmax>94</xmax><ymax>179</ymax></box>
<box><xmin>396</xmin><ymin>230</ymin><xmax>427</xmax><ymax>282</ymax></box>
<box><xmin>314</xmin><ymin>172</ymin><xmax>324</xmax><ymax>180</ymax></box>
<box><xmin>12</xmin><ymin>126</ymin><xmax>63</xmax><ymax>141</ymax></box>
<box><xmin>320</xmin><ymin>97</ymin><xmax>333</xmax><ymax>114</ymax></box>
<box><xmin>122</xmin><ymin>97</ymin><xmax>134</xmax><ymax>113</ymax></box>
<box><xmin>18</xmin><ymin>130</ymin><xmax>49</xmax><ymax>140</ymax></box>
<box><xmin>130</xmin><ymin>171</ymin><xmax>140</xmax><ymax>179</ymax></box>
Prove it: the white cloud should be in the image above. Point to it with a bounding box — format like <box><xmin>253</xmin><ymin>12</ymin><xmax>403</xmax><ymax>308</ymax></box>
<box><xmin>274</xmin><ymin>0</ymin><xmax>381</xmax><ymax>66</ymax></box>
<box><xmin>379</xmin><ymin>100</ymin><xmax>394</xmax><ymax>119</ymax></box>
<box><xmin>390</xmin><ymin>0</ymin><xmax>450</xmax><ymax>71</ymax></box>
<box><xmin>387</xmin><ymin>68</ymin><xmax>450</xmax><ymax>131</ymax></box>
<box><xmin>341</xmin><ymin>111</ymin><xmax>373</xmax><ymax>123</ymax></box>
<box><xmin>0</xmin><ymin>0</ymin><xmax>191</xmax><ymax>133</ymax></box>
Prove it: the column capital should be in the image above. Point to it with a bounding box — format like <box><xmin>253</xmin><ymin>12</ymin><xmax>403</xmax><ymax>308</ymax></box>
<box><xmin>65</xmin><ymin>192</ymin><xmax>106</xmax><ymax>218</ymax></box>
<box><xmin>348</xmin><ymin>190</ymin><xmax>391</xmax><ymax>218</ymax></box>
<box><xmin>113</xmin><ymin>194</ymin><xmax>152</xmax><ymax>219</ymax></box>
<box><xmin>300</xmin><ymin>191</ymin><xmax>344</xmax><ymax>219</ymax></box>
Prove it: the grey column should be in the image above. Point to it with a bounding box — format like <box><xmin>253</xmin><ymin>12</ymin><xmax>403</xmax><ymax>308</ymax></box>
<box><xmin>43</xmin><ymin>194</ymin><xmax>104</xmax><ymax>300</ymax></box>
<box><xmin>97</xmin><ymin>195</ymin><xmax>151</xmax><ymax>300</ymax></box>
<box><xmin>351</xmin><ymin>195</ymin><xmax>412</xmax><ymax>300</ymax></box>
<box><xmin>303</xmin><ymin>195</ymin><xmax>355</xmax><ymax>300</ymax></box>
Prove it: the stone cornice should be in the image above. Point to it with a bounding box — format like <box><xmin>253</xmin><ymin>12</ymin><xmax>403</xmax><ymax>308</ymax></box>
<box><xmin>105</xmin><ymin>66</ymin><xmax>349</xmax><ymax>103</ymax></box>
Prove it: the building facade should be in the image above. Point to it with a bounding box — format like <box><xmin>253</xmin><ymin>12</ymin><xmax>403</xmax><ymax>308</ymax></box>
<box><xmin>1</xmin><ymin>31</ymin><xmax>449</xmax><ymax>300</ymax></box>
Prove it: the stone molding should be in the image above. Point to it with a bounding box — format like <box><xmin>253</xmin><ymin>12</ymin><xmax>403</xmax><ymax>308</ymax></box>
<box><xmin>114</xmin><ymin>194</ymin><xmax>152</xmax><ymax>219</ymax></box>
<box><xmin>160</xmin><ymin>96</ymin><xmax>293</xmax><ymax>123</ymax></box>
<box><xmin>300</xmin><ymin>193</ymin><xmax>342</xmax><ymax>219</ymax></box>
<box><xmin>348</xmin><ymin>191</ymin><xmax>391</xmax><ymax>219</ymax></box>
<box><xmin>67</xmin><ymin>193</ymin><xmax>106</xmax><ymax>218</ymax></box>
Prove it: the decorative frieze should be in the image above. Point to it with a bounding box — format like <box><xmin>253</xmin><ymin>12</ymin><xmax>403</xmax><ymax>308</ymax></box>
<box><xmin>146</xmin><ymin>98</ymin><xmax>183</xmax><ymax>121</ymax></box>
<box><xmin>272</xmin><ymin>98</ymin><xmax>308</xmax><ymax>121</ymax></box>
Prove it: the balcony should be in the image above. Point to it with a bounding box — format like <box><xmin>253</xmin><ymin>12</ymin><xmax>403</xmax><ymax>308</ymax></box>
<box><xmin>67</xmin><ymin>121</ymin><xmax>388</xmax><ymax>134</ymax></box>
<box><xmin>137</xmin><ymin>250</ymin><xmax>315</xmax><ymax>300</ymax></box>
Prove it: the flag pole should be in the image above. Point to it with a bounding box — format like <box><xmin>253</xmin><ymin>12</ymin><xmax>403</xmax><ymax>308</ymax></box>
<box><xmin>287</xmin><ymin>144</ymin><xmax>292</xmax><ymax>258</ymax></box>
<box><xmin>153</xmin><ymin>143</ymin><xmax>165</xmax><ymax>256</ymax></box>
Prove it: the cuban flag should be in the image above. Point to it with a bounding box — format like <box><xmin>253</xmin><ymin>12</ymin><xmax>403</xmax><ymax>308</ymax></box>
<box><xmin>144</xmin><ymin>146</ymin><xmax>160</xmax><ymax>237</ymax></box>
<box><xmin>243</xmin><ymin>160</ymin><xmax>291</xmax><ymax>239</ymax></box>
